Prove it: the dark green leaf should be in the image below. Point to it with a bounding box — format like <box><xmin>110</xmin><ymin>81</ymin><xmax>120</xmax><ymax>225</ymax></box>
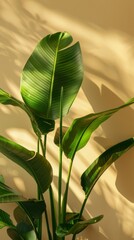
<box><xmin>0</xmin><ymin>209</ymin><xmax>14</xmax><ymax>229</ymax></box>
<box><xmin>0</xmin><ymin>181</ymin><xmax>25</xmax><ymax>203</ymax></box>
<box><xmin>7</xmin><ymin>228</ymin><xmax>23</xmax><ymax>240</ymax></box>
<box><xmin>0</xmin><ymin>136</ymin><xmax>53</xmax><ymax>193</ymax></box>
<box><xmin>21</xmin><ymin>32</ymin><xmax>83</xmax><ymax>120</ymax></box>
<box><xmin>54</xmin><ymin>126</ymin><xmax>68</xmax><ymax>146</ymax></box>
<box><xmin>56</xmin><ymin>215</ymin><xmax>103</xmax><ymax>237</ymax></box>
<box><xmin>17</xmin><ymin>200</ymin><xmax>45</xmax><ymax>219</ymax></box>
<box><xmin>33</xmin><ymin>115</ymin><xmax>55</xmax><ymax>134</ymax></box>
<box><xmin>81</xmin><ymin>138</ymin><xmax>134</xmax><ymax>195</ymax></box>
<box><xmin>0</xmin><ymin>175</ymin><xmax>5</xmax><ymax>183</ymax></box>
<box><xmin>16</xmin><ymin>222</ymin><xmax>37</xmax><ymax>240</ymax></box>
<box><xmin>63</xmin><ymin>98</ymin><xmax>134</xmax><ymax>159</ymax></box>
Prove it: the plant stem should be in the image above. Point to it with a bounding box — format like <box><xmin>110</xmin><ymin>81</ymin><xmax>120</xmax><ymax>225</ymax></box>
<box><xmin>49</xmin><ymin>185</ymin><xmax>57</xmax><ymax>239</ymax></box>
<box><xmin>58</xmin><ymin>87</ymin><xmax>64</xmax><ymax>224</ymax></box>
<box><xmin>38</xmin><ymin>136</ymin><xmax>53</xmax><ymax>240</ymax></box>
<box><xmin>61</xmin><ymin>159</ymin><xmax>73</xmax><ymax>223</ymax></box>
<box><xmin>44</xmin><ymin>134</ymin><xmax>57</xmax><ymax>240</ymax></box>
<box><xmin>37</xmin><ymin>138</ymin><xmax>42</xmax><ymax>240</ymax></box>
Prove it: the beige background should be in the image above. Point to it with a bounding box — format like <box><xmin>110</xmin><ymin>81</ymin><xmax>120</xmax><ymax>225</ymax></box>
<box><xmin>0</xmin><ymin>0</ymin><xmax>134</xmax><ymax>239</ymax></box>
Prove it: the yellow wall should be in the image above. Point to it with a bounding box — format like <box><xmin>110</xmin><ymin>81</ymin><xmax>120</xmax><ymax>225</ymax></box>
<box><xmin>0</xmin><ymin>1</ymin><xmax>134</xmax><ymax>239</ymax></box>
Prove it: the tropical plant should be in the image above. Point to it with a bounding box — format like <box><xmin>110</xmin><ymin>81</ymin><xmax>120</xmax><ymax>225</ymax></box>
<box><xmin>0</xmin><ymin>31</ymin><xmax>134</xmax><ymax>240</ymax></box>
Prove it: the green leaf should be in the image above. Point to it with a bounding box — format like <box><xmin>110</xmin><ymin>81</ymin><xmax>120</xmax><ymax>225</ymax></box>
<box><xmin>81</xmin><ymin>138</ymin><xmax>134</xmax><ymax>195</ymax></box>
<box><xmin>0</xmin><ymin>88</ymin><xmax>19</xmax><ymax>106</ymax></box>
<box><xmin>54</xmin><ymin>126</ymin><xmax>68</xmax><ymax>146</ymax></box>
<box><xmin>21</xmin><ymin>32</ymin><xmax>83</xmax><ymax>120</ymax></box>
<box><xmin>0</xmin><ymin>88</ymin><xmax>55</xmax><ymax>135</ymax></box>
<box><xmin>0</xmin><ymin>175</ymin><xmax>5</xmax><ymax>183</ymax></box>
<box><xmin>16</xmin><ymin>222</ymin><xmax>37</xmax><ymax>240</ymax></box>
<box><xmin>56</xmin><ymin>215</ymin><xmax>103</xmax><ymax>237</ymax></box>
<box><xmin>33</xmin><ymin>115</ymin><xmax>55</xmax><ymax>134</ymax></box>
<box><xmin>7</xmin><ymin>228</ymin><xmax>23</xmax><ymax>240</ymax></box>
<box><xmin>0</xmin><ymin>181</ymin><xmax>25</xmax><ymax>203</ymax></box>
<box><xmin>0</xmin><ymin>209</ymin><xmax>14</xmax><ymax>229</ymax></box>
<box><xmin>0</xmin><ymin>136</ymin><xmax>53</xmax><ymax>193</ymax></box>
<box><xmin>17</xmin><ymin>200</ymin><xmax>45</xmax><ymax>219</ymax></box>
<box><xmin>63</xmin><ymin>98</ymin><xmax>134</xmax><ymax>159</ymax></box>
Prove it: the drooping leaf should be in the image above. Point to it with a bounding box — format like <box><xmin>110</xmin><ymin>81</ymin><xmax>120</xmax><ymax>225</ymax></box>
<box><xmin>63</xmin><ymin>98</ymin><xmax>134</xmax><ymax>159</ymax></box>
<box><xmin>0</xmin><ymin>181</ymin><xmax>25</xmax><ymax>203</ymax></box>
<box><xmin>56</xmin><ymin>215</ymin><xmax>103</xmax><ymax>237</ymax></box>
<box><xmin>0</xmin><ymin>209</ymin><xmax>14</xmax><ymax>229</ymax></box>
<box><xmin>21</xmin><ymin>32</ymin><xmax>83</xmax><ymax>120</ymax></box>
<box><xmin>0</xmin><ymin>136</ymin><xmax>53</xmax><ymax>193</ymax></box>
<box><xmin>81</xmin><ymin>138</ymin><xmax>134</xmax><ymax>195</ymax></box>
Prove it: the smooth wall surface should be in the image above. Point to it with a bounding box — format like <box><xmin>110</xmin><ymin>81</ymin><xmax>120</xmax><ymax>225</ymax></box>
<box><xmin>0</xmin><ymin>1</ymin><xmax>134</xmax><ymax>239</ymax></box>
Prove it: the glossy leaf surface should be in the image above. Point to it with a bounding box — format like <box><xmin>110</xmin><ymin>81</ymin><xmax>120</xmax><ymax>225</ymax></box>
<box><xmin>63</xmin><ymin>98</ymin><xmax>134</xmax><ymax>159</ymax></box>
<box><xmin>81</xmin><ymin>138</ymin><xmax>134</xmax><ymax>195</ymax></box>
<box><xmin>21</xmin><ymin>32</ymin><xmax>83</xmax><ymax>120</ymax></box>
<box><xmin>0</xmin><ymin>136</ymin><xmax>53</xmax><ymax>193</ymax></box>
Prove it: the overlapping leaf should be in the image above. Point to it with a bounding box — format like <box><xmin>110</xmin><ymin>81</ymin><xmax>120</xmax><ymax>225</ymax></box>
<box><xmin>0</xmin><ymin>136</ymin><xmax>53</xmax><ymax>193</ymax></box>
<box><xmin>21</xmin><ymin>32</ymin><xmax>83</xmax><ymax>120</ymax></box>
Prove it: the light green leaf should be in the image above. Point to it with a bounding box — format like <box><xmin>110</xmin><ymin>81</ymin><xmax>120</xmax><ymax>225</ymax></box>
<box><xmin>81</xmin><ymin>138</ymin><xmax>134</xmax><ymax>195</ymax></box>
<box><xmin>21</xmin><ymin>32</ymin><xmax>83</xmax><ymax>120</ymax></box>
<box><xmin>0</xmin><ymin>136</ymin><xmax>53</xmax><ymax>193</ymax></box>
<box><xmin>56</xmin><ymin>215</ymin><xmax>103</xmax><ymax>237</ymax></box>
<box><xmin>0</xmin><ymin>209</ymin><xmax>14</xmax><ymax>229</ymax></box>
<box><xmin>63</xmin><ymin>98</ymin><xmax>134</xmax><ymax>159</ymax></box>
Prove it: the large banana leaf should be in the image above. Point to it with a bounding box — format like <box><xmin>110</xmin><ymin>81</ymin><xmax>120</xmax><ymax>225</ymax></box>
<box><xmin>0</xmin><ymin>136</ymin><xmax>52</xmax><ymax>193</ymax></box>
<box><xmin>81</xmin><ymin>138</ymin><xmax>134</xmax><ymax>195</ymax></box>
<box><xmin>63</xmin><ymin>98</ymin><xmax>134</xmax><ymax>159</ymax></box>
<box><xmin>21</xmin><ymin>32</ymin><xmax>83</xmax><ymax>120</ymax></box>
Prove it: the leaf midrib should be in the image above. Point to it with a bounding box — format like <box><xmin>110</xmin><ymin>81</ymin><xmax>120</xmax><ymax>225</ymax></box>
<box><xmin>47</xmin><ymin>33</ymin><xmax>64</xmax><ymax>117</ymax></box>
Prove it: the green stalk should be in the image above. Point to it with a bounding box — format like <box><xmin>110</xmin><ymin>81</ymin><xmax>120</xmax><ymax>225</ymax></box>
<box><xmin>38</xmin><ymin>136</ymin><xmax>53</xmax><ymax>240</ymax></box>
<box><xmin>61</xmin><ymin>159</ymin><xmax>73</xmax><ymax>223</ymax></box>
<box><xmin>44</xmin><ymin>135</ymin><xmax>57</xmax><ymax>240</ymax></box>
<box><xmin>37</xmin><ymin>138</ymin><xmax>42</xmax><ymax>240</ymax></box>
<box><xmin>58</xmin><ymin>87</ymin><xmax>64</xmax><ymax>224</ymax></box>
